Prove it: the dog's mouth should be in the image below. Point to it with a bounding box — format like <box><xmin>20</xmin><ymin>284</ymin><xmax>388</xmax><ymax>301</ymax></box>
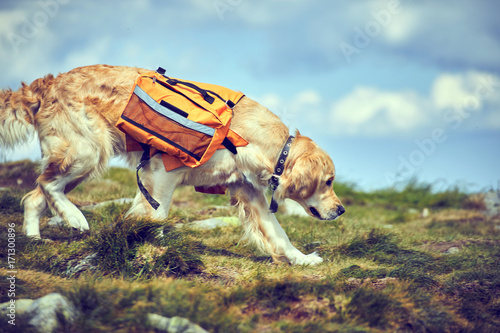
<box><xmin>309</xmin><ymin>205</ymin><xmax>346</xmax><ymax>220</ymax></box>
<box><xmin>309</xmin><ymin>207</ymin><xmax>322</xmax><ymax>219</ymax></box>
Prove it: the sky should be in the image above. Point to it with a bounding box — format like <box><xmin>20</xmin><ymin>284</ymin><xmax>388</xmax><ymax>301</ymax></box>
<box><xmin>0</xmin><ymin>0</ymin><xmax>499</xmax><ymax>192</ymax></box>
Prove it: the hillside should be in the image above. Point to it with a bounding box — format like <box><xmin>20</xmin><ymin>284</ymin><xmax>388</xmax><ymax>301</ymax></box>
<box><xmin>1</xmin><ymin>160</ymin><xmax>499</xmax><ymax>332</ymax></box>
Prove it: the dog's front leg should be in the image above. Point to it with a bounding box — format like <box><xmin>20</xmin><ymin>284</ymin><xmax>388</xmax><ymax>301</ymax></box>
<box><xmin>230</xmin><ymin>184</ymin><xmax>323</xmax><ymax>265</ymax></box>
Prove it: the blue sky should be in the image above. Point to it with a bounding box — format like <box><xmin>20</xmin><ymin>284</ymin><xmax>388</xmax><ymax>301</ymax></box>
<box><xmin>1</xmin><ymin>0</ymin><xmax>499</xmax><ymax>192</ymax></box>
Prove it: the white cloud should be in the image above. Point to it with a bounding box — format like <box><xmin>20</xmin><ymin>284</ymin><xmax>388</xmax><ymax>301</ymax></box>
<box><xmin>432</xmin><ymin>73</ymin><xmax>470</xmax><ymax>110</ymax></box>
<box><xmin>256</xmin><ymin>90</ymin><xmax>323</xmax><ymax>132</ymax></box>
<box><xmin>258</xmin><ymin>93</ymin><xmax>283</xmax><ymax>113</ymax></box>
<box><xmin>61</xmin><ymin>36</ymin><xmax>112</xmax><ymax>70</ymax></box>
<box><xmin>383</xmin><ymin>10</ymin><xmax>417</xmax><ymax>44</ymax></box>
<box><xmin>329</xmin><ymin>86</ymin><xmax>425</xmax><ymax>136</ymax></box>
<box><xmin>0</xmin><ymin>9</ymin><xmax>25</xmax><ymax>36</ymax></box>
<box><xmin>323</xmin><ymin>71</ymin><xmax>500</xmax><ymax>136</ymax></box>
<box><xmin>431</xmin><ymin>71</ymin><xmax>497</xmax><ymax>110</ymax></box>
<box><xmin>294</xmin><ymin>90</ymin><xmax>321</xmax><ymax>105</ymax></box>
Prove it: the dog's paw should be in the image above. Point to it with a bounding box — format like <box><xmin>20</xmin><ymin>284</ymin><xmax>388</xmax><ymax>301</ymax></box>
<box><xmin>65</xmin><ymin>213</ymin><xmax>90</xmax><ymax>232</ymax></box>
<box><xmin>287</xmin><ymin>251</ymin><xmax>324</xmax><ymax>266</ymax></box>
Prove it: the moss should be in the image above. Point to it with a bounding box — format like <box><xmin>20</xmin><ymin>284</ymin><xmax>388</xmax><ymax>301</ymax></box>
<box><xmin>87</xmin><ymin>218</ymin><xmax>204</xmax><ymax>278</ymax></box>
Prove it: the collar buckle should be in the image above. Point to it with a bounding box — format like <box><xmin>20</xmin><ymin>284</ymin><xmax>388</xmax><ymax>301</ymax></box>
<box><xmin>269</xmin><ymin>174</ymin><xmax>280</xmax><ymax>191</ymax></box>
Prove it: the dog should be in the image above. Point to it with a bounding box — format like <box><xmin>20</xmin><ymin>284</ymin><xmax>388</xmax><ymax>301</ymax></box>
<box><xmin>0</xmin><ymin>65</ymin><xmax>345</xmax><ymax>265</ymax></box>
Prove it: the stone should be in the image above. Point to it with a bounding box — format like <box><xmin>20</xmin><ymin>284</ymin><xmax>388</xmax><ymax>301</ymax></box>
<box><xmin>65</xmin><ymin>253</ymin><xmax>98</xmax><ymax>277</ymax></box>
<box><xmin>0</xmin><ymin>298</ymin><xmax>34</xmax><ymax>316</ymax></box>
<box><xmin>484</xmin><ymin>191</ymin><xmax>500</xmax><ymax>217</ymax></box>
<box><xmin>80</xmin><ymin>198</ymin><xmax>134</xmax><ymax>210</ymax></box>
<box><xmin>443</xmin><ymin>247</ymin><xmax>460</xmax><ymax>255</ymax></box>
<box><xmin>176</xmin><ymin>217</ymin><xmax>240</xmax><ymax>230</ymax></box>
<box><xmin>27</xmin><ymin>293</ymin><xmax>79</xmax><ymax>332</ymax></box>
<box><xmin>1</xmin><ymin>293</ymin><xmax>79</xmax><ymax>333</ymax></box>
<box><xmin>147</xmin><ymin>313</ymin><xmax>209</xmax><ymax>333</ymax></box>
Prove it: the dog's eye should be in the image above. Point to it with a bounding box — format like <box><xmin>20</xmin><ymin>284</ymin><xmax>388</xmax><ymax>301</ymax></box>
<box><xmin>326</xmin><ymin>177</ymin><xmax>334</xmax><ymax>187</ymax></box>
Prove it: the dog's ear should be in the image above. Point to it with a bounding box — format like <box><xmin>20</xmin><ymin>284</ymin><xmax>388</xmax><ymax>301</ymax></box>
<box><xmin>276</xmin><ymin>153</ymin><xmax>319</xmax><ymax>200</ymax></box>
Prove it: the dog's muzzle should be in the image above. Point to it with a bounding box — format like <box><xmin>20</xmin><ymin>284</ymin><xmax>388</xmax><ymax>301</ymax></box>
<box><xmin>310</xmin><ymin>205</ymin><xmax>345</xmax><ymax>220</ymax></box>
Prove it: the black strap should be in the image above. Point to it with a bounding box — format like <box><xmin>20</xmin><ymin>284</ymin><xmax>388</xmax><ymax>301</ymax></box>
<box><xmin>136</xmin><ymin>144</ymin><xmax>160</xmax><ymax>210</ymax></box>
<box><xmin>269</xmin><ymin>135</ymin><xmax>294</xmax><ymax>213</ymax></box>
<box><xmin>222</xmin><ymin>137</ymin><xmax>238</xmax><ymax>155</ymax></box>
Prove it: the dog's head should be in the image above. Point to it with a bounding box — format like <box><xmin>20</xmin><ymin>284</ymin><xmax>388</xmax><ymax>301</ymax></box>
<box><xmin>274</xmin><ymin>133</ymin><xmax>345</xmax><ymax>220</ymax></box>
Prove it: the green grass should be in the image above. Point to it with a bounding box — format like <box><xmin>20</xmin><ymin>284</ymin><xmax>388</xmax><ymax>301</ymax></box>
<box><xmin>0</xmin><ymin>160</ymin><xmax>499</xmax><ymax>332</ymax></box>
<box><xmin>334</xmin><ymin>178</ymin><xmax>470</xmax><ymax>210</ymax></box>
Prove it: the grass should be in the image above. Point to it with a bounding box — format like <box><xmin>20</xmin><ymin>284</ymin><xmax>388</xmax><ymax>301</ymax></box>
<box><xmin>0</xmin><ymin>160</ymin><xmax>499</xmax><ymax>332</ymax></box>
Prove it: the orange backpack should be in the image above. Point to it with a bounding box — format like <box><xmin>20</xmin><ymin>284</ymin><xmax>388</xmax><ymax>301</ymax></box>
<box><xmin>116</xmin><ymin>67</ymin><xmax>248</xmax><ymax>208</ymax></box>
<box><xmin>116</xmin><ymin>67</ymin><xmax>247</xmax><ymax>170</ymax></box>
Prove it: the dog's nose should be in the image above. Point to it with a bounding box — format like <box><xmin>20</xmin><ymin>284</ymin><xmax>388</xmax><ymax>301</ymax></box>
<box><xmin>336</xmin><ymin>205</ymin><xmax>345</xmax><ymax>216</ymax></box>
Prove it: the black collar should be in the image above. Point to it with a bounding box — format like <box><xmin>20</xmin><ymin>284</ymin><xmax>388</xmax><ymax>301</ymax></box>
<box><xmin>269</xmin><ymin>135</ymin><xmax>294</xmax><ymax>213</ymax></box>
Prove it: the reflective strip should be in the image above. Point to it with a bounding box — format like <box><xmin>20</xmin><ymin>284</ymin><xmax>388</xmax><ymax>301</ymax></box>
<box><xmin>134</xmin><ymin>85</ymin><xmax>215</xmax><ymax>137</ymax></box>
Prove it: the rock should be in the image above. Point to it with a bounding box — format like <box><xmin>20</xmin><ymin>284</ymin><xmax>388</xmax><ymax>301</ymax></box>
<box><xmin>443</xmin><ymin>247</ymin><xmax>460</xmax><ymax>255</ymax></box>
<box><xmin>28</xmin><ymin>293</ymin><xmax>79</xmax><ymax>332</ymax></box>
<box><xmin>421</xmin><ymin>208</ymin><xmax>430</xmax><ymax>218</ymax></box>
<box><xmin>177</xmin><ymin>217</ymin><xmax>240</xmax><ymax>230</ymax></box>
<box><xmin>65</xmin><ymin>253</ymin><xmax>98</xmax><ymax>277</ymax></box>
<box><xmin>0</xmin><ymin>299</ymin><xmax>34</xmax><ymax>316</ymax></box>
<box><xmin>80</xmin><ymin>198</ymin><xmax>134</xmax><ymax>210</ymax></box>
<box><xmin>408</xmin><ymin>208</ymin><xmax>419</xmax><ymax>214</ymax></box>
<box><xmin>483</xmin><ymin>191</ymin><xmax>500</xmax><ymax>217</ymax></box>
<box><xmin>1</xmin><ymin>293</ymin><xmax>79</xmax><ymax>333</ymax></box>
<box><xmin>147</xmin><ymin>313</ymin><xmax>209</xmax><ymax>333</ymax></box>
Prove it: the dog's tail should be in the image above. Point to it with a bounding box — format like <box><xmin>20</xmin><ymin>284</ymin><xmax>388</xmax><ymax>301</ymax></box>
<box><xmin>0</xmin><ymin>75</ymin><xmax>54</xmax><ymax>149</ymax></box>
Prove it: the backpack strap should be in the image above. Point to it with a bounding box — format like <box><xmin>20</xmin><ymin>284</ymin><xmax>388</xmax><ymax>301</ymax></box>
<box><xmin>136</xmin><ymin>143</ymin><xmax>160</xmax><ymax>210</ymax></box>
<box><xmin>222</xmin><ymin>137</ymin><xmax>237</xmax><ymax>154</ymax></box>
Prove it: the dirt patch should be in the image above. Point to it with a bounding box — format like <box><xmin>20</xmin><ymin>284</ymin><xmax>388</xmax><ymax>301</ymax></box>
<box><xmin>241</xmin><ymin>295</ymin><xmax>334</xmax><ymax>322</ymax></box>
<box><xmin>346</xmin><ymin>277</ymin><xmax>398</xmax><ymax>290</ymax></box>
<box><xmin>429</xmin><ymin>209</ymin><xmax>487</xmax><ymax>223</ymax></box>
<box><xmin>197</xmin><ymin>266</ymin><xmax>241</xmax><ymax>286</ymax></box>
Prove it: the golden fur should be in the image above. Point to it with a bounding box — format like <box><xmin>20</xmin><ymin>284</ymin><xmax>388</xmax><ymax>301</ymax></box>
<box><xmin>0</xmin><ymin>65</ymin><xmax>344</xmax><ymax>265</ymax></box>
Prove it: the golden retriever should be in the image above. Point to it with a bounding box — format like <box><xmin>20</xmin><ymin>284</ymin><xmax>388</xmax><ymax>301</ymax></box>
<box><xmin>0</xmin><ymin>65</ymin><xmax>344</xmax><ymax>265</ymax></box>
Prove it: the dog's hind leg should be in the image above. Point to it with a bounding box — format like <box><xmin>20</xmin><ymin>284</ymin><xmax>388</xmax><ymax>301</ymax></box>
<box><xmin>22</xmin><ymin>186</ymin><xmax>47</xmax><ymax>239</ymax></box>
<box><xmin>126</xmin><ymin>155</ymin><xmax>181</xmax><ymax>221</ymax></box>
<box><xmin>33</xmin><ymin>136</ymin><xmax>106</xmax><ymax>234</ymax></box>
<box><xmin>230</xmin><ymin>183</ymin><xmax>323</xmax><ymax>265</ymax></box>
<box><xmin>37</xmin><ymin>168</ymin><xmax>90</xmax><ymax>233</ymax></box>
<box><xmin>22</xmin><ymin>169</ymin><xmax>91</xmax><ymax>238</ymax></box>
